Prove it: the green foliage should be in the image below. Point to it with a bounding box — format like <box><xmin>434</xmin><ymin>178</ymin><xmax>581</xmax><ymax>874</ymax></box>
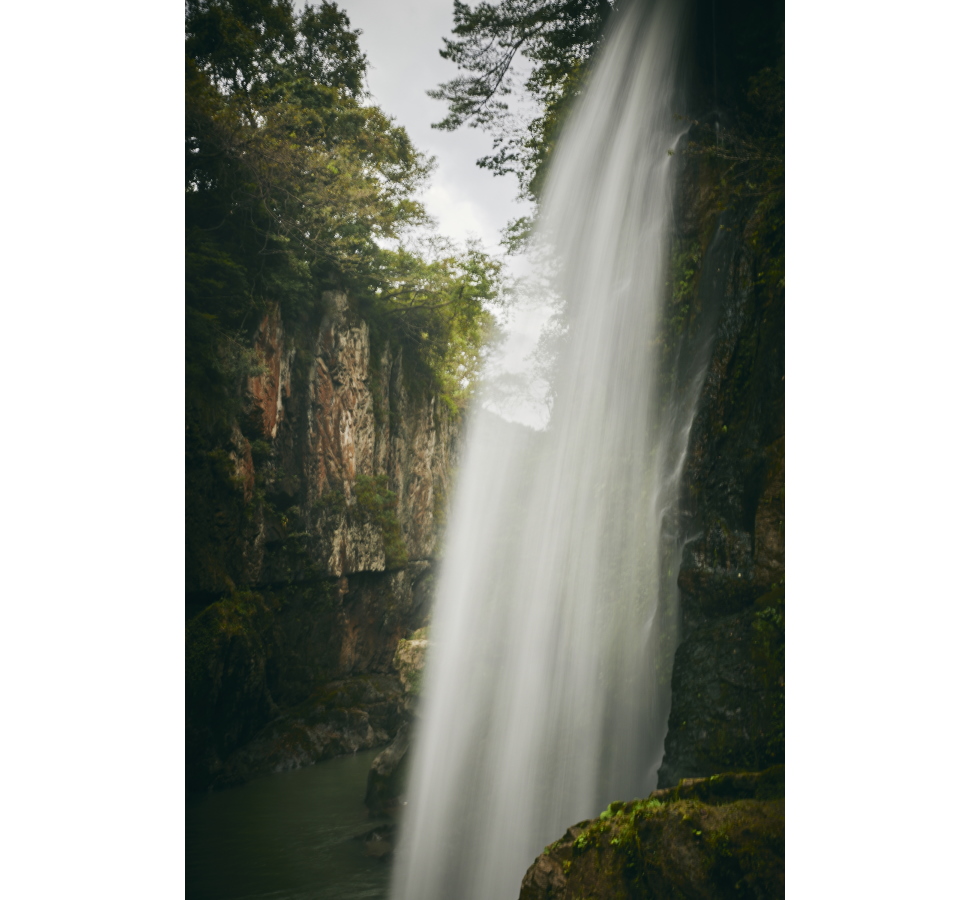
<box><xmin>186</xmin><ymin>0</ymin><xmax>503</xmax><ymax>424</ymax></box>
<box><xmin>249</xmin><ymin>439</ymin><xmax>272</xmax><ymax>462</ymax></box>
<box><xmin>186</xmin><ymin>0</ymin><xmax>430</xmax><ymax>331</ymax></box>
<box><xmin>435</xmin><ymin>2</ymin><xmax>785</xmax><ymax>266</ymax></box>
<box><xmin>316</xmin><ymin>474</ymin><xmax>409</xmax><ymax>570</ymax></box>
<box><xmin>186</xmin><ymin>1</ymin><xmax>506</xmax><ymax>590</ymax></box>
<box><xmin>670</xmin><ymin>240</ymin><xmax>702</xmax><ymax>308</ymax></box>
<box><xmin>185</xmin><ymin>440</ymin><xmax>253</xmax><ymax>592</ymax></box>
<box><xmin>751</xmin><ymin>584</ymin><xmax>785</xmax><ymax>761</ymax></box>
<box><xmin>354</xmin><ymin>475</ymin><xmax>409</xmax><ymax>569</ymax></box>
<box><xmin>430</xmin><ymin>0</ymin><xmax>616</xmax><ymax>202</ymax></box>
<box><xmin>528</xmin><ymin>771</ymin><xmax>783</xmax><ymax>899</ymax></box>
<box><xmin>682</xmin><ymin>61</ymin><xmax>785</xmax><ymax>291</ymax></box>
<box><xmin>359</xmin><ymin>236</ymin><xmax>505</xmax><ymax>409</ymax></box>
<box><xmin>186</xmin><ymin>589</ymin><xmax>275</xmax><ymax>688</ymax></box>
<box><xmin>656</xmin><ymin>237</ymin><xmax>702</xmax><ymax>366</ymax></box>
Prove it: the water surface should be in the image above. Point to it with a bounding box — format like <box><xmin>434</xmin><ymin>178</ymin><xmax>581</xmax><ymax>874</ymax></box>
<box><xmin>186</xmin><ymin>748</ymin><xmax>390</xmax><ymax>900</ymax></box>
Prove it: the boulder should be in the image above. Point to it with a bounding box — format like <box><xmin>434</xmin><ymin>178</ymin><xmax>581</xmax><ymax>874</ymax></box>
<box><xmin>519</xmin><ymin>767</ymin><xmax>784</xmax><ymax>900</ymax></box>
<box><xmin>363</xmin><ymin>627</ymin><xmax>430</xmax><ymax>812</ymax></box>
<box><xmin>365</xmin><ymin>723</ymin><xmax>410</xmax><ymax>815</ymax></box>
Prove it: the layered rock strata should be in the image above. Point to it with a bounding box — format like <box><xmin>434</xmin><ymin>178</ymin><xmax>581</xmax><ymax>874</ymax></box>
<box><xmin>186</xmin><ymin>293</ymin><xmax>459</xmax><ymax>790</ymax></box>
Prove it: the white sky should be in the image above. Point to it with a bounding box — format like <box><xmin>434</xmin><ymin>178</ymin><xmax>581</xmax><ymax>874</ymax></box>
<box><xmin>333</xmin><ymin>0</ymin><xmax>531</xmax><ymax>254</ymax></box>
<box><xmin>328</xmin><ymin>0</ymin><xmax>553</xmax><ymax>427</ymax></box>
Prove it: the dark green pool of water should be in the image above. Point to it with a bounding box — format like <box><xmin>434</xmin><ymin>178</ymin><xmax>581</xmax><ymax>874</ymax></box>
<box><xmin>186</xmin><ymin>748</ymin><xmax>391</xmax><ymax>900</ymax></box>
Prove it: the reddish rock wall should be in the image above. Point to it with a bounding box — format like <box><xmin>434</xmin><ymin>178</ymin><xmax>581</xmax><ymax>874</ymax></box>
<box><xmin>186</xmin><ymin>292</ymin><xmax>461</xmax><ymax>789</ymax></box>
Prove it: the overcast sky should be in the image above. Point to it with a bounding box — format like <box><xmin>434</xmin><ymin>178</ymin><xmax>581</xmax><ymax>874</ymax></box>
<box><xmin>312</xmin><ymin>0</ymin><xmax>552</xmax><ymax>427</ymax></box>
<box><xmin>331</xmin><ymin>0</ymin><xmax>532</xmax><ymax>254</ymax></box>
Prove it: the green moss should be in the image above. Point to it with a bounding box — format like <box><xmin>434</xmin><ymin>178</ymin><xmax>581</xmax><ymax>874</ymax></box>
<box><xmin>185</xmin><ymin>589</ymin><xmax>274</xmax><ymax>692</ymax></box>
<box><xmin>751</xmin><ymin>584</ymin><xmax>785</xmax><ymax>761</ymax></box>
<box><xmin>249</xmin><ymin>439</ymin><xmax>272</xmax><ymax>463</ymax></box>
<box><xmin>355</xmin><ymin>475</ymin><xmax>409</xmax><ymax>569</ymax></box>
<box><xmin>432</xmin><ymin>474</ymin><xmax>449</xmax><ymax>535</ymax></box>
<box><xmin>523</xmin><ymin>769</ymin><xmax>784</xmax><ymax>900</ymax></box>
<box><xmin>665</xmin><ymin>238</ymin><xmax>702</xmax><ymax>345</ymax></box>
<box><xmin>316</xmin><ymin>475</ymin><xmax>409</xmax><ymax>570</ymax></box>
<box><xmin>185</xmin><ymin>439</ymin><xmax>253</xmax><ymax>592</ymax></box>
<box><xmin>313</xmin><ymin>486</ymin><xmax>347</xmax><ymax>516</ymax></box>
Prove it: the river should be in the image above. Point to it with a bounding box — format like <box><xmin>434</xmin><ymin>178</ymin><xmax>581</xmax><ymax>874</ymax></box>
<box><xmin>186</xmin><ymin>748</ymin><xmax>391</xmax><ymax>900</ymax></box>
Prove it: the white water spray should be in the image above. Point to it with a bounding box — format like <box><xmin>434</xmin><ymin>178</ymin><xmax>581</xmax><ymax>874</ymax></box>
<box><xmin>392</xmin><ymin>3</ymin><xmax>703</xmax><ymax>897</ymax></box>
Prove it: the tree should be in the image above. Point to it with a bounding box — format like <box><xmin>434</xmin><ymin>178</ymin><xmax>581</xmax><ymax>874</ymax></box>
<box><xmin>185</xmin><ymin>0</ymin><xmax>507</xmax><ymax>597</ymax></box>
<box><xmin>429</xmin><ymin>0</ymin><xmax>617</xmax><ymax>206</ymax></box>
<box><xmin>430</xmin><ymin>0</ymin><xmax>785</xmax><ymax>231</ymax></box>
<box><xmin>186</xmin><ymin>0</ymin><xmax>504</xmax><ymax>424</ymax></box>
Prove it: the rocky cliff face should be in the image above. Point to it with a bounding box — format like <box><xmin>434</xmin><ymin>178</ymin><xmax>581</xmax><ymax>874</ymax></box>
<box><xmin>364</xmin><ymin>626</ymin><xmax>428</xmax><ymax>815</ymax></box>
<box><xmin>504</xmin><ymin>123</ymin><xmax>785</xmax><ymax>892</ymax></box>
<box><xmin>656</xmin><ymin>122</ymin><xmax>785</xmax><ymax>788</ymax></box>
<box><xmin>186</xmin><ymin>292</ymin><xmax>460</xmax><ymax>790</ymax></box>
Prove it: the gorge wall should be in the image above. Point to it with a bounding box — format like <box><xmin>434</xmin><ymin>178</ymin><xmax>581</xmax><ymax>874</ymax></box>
<box><xmin>657</xmin><ymin>172</ymin><xmax>785</xmax><ymax>787</ymax></box>
<box><xmin>657</xmin><ymin>83</ymin><xmax>784</xmax><ymax>789</ymax></box>
<box><xmin>510</xmin><ymin>43</ymin><xmax>785</xmax><ymax>891</ymax></box>
<box><xmin>186</xmin><ymin>291</ymin><xmax>459</xmax><ymax>790</ymax></box>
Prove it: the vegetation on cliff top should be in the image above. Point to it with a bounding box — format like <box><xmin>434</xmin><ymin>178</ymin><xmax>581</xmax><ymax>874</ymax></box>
<box><xmin>432</xmin><ymin>0</ymin><xmax>783</xmax><ymax>248</ymax></box>
<box><xmin>186</xmin><ymin>0</ymin><xmax>505</xmax><ymax>437</ymax></box>
<box><xmin>430</xmin><ymin>0</ymin><xmax>615</xmax><ymax>206</ymax></box>
<box><xmin>186</xmin><ymin>0</ymin><xmax>508</xmax><ymax>595</ymax></box>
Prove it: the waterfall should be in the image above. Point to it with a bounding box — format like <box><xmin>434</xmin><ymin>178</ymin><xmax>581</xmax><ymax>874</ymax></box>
<box><xmin>391</xmin><ymin>2</ymin><xmax>706</xmax><ymax>897</ymax></box>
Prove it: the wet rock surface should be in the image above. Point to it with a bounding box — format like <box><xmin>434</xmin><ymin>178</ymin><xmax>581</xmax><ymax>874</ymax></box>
<box><xmin>365</xmin><ymin>722</ymin><xmax>411</xmax><ymax>816</ymax></box>
<box><xmin>658</xmin><ymin>139</ymin><xmax>785</xmax><ymax>788</ymax></box>
<box><xmin>186</xmin><ymin>563</ymin><xmax>439</xmax><ymax>791</ymax></box>
<box><xmin>657</xmin><ymin>587</ymin><xmax>784</xmax><ymax>788</ymax></box>
<box><xmin>350</xmin><ymin>823</ymin><xmax>398</xmax><ymax>862</ymax></box>
<box><xmin>519</xmin><ymin>768</ymin><xmax>784</xmax><ymax>900</ymax></box>
<box><xmin>364</xmin><ymin>626</ymin><xmax>429</xmax><ymax>814</ymax></box>
<box><xmin>186</xmin><ymin>292</ymin><xmax>459</xmax><ymax>791</ymax></box>
<box><xmin>392</xmin><ymin>627</ymin><xmax>429</xmax><ymax>702</ymax></box>
<box><xmin>215</xmin><ymin>675</ymin><xmax>406</xmax><ymax>788</ymax></box>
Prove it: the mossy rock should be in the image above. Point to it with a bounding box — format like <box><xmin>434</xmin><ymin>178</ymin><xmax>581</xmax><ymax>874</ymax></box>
<box><xmin>520</xmin><ymin>767</ymin><xmax>783</xmax><ymax>900</ymax></box>
<box><xmin>658</xmin><ymin>586</ymin><xmax>784</xmax><ymax>788</ymax></box>
<box><xmin>185</xmin><ymin>590</ymin><xmax>282</xmax><ymax>789</ymax></box>
<box><xmin>213</xmin><ymin>674</ymin><xmax>406</xmax><ymax>787</ymax></box>
<box><xmin>393</xmin><ymin>627</ymin><xmax>429</xmax><ymax>697</ymax></box>
<box><xmin>365</xmin><ymin>722</ymin><xmax>411</xmax><ymax>815</ymax></box>
<box><xmin>314</xmin><ymin>474</ymin><xmax>410</xmax><ymax>571</ymax></box>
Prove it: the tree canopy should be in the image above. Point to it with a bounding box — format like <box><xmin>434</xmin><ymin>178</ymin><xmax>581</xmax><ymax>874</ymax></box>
<box><xmin>186</xmin><ymin>0</ymin><xmax>504</xmax><ymax>429</ymax></box>
<box><xmin>429</xmin><ymin>0</ymin><xmax>617</xmax><ymax>206</ymax></box>
<box><xmin>430</xmin><ymin>0</ymin><xmax>784</xmax><ymax>248</ymax></box>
